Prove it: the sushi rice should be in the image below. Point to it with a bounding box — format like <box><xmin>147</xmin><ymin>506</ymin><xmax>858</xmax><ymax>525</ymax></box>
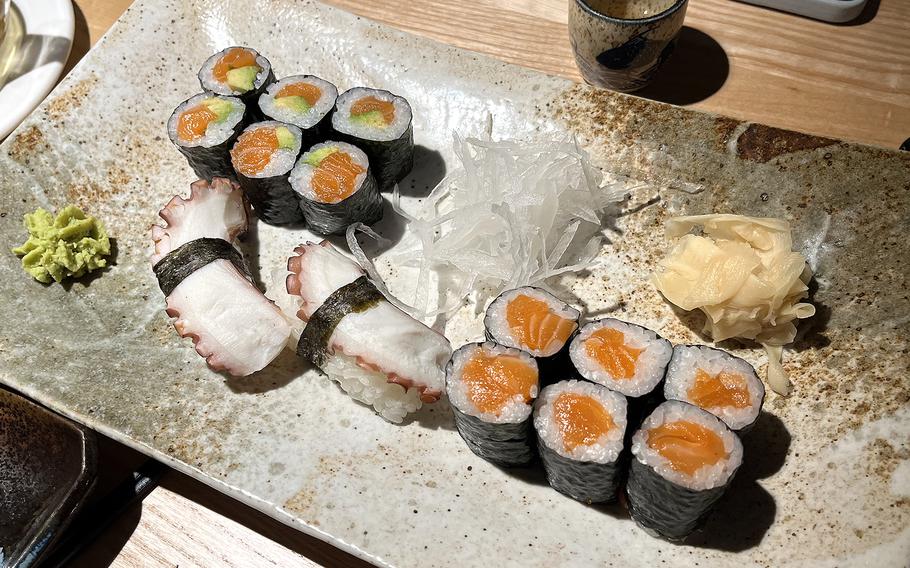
<box><xmin>260</xmin><ymin>75</ymin><xmax>338</xmax><ymax>130</ymax></box>
<box><xmin>663</xmin><ymin>345</ymin><xmax>764</xmax><ymax>431</ymax></box>
<box><xmin>569</xmin><ymin>318</ymin><xmax>672</xmax><ymax>398</ymax></box>
<box><xmin>167</xmin><ymin>93</ymin><xmax>246</xmax><ymax>147</ymax></box>
<box><xmin>484</xmin><ymin>287</ymin><xmax>580</xmax><ymax>358</ymax></box>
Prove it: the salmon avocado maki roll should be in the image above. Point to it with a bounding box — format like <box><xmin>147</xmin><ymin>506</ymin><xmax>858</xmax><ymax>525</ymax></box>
<box><xmin>447</xmin><ymin>342</ymin><xmax>540</xmax><ymax>467</ymax></box>
<box><xmin>663</xmin><ymin>345</ymin><xmax>764</xmax><ymax>432</ymax></box>
<box><xmin>168</xmin><ymin>93</ymin><xmax>246</xmax><ymax>181</ymax></box>
<box><xmin>259</xmin><ymin>75</ymin><xmax>337</xmax><ymax>147</ymax></box>
<box><xmin>534</xmin><ymin>380</ymin><xmax>627</xmax><ymax>504</ymax></box>
<box><xmin>290</xmin><ymin>141</ymin><xmax>382</xmax><ymax>235</ymax></box>
<box><xmin>198</xmin><ymin>47</ymin><xmax>275</xmax><ymax>107</ymax></box>
<box><xmin>627</xmin><ymin>400</ymin><xmax>743</xmax><ymax>540</ymax></box>
<box><xmin>230</xmin><ymin>121</ymin><xmax>304</xmax><ymax>225</ymax></box>
<box><xmin>331</xmin><ymin>87</ymin><xmax>413</xmax><ymax>190</ymax></box>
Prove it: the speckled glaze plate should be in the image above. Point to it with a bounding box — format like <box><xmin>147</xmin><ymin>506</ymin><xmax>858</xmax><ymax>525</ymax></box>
<box><xmin>0</xmin><ymin>1</ymin><xmax>908</xmax><ymax>567</ymax></box>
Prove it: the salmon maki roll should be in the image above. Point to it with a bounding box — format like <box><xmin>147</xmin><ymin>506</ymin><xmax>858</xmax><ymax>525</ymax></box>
<box><xmin>447</xmin><ymin>342</ymin><xmax>540</xmax><ymax>467</ymax></box>
<box><xmin>167</xmin><ymin>93</ymin><xmax>246</xmax><ymax>181</ymax></box>
<box><xmin>663</xmin><ymin>345</ymin><xmax>764</xmax><ymax>432</ymax></box>
<box><xmin>331</xmin><ymin>87</ymin><xmax>413</xmax><ymax>190</ymax></box>
<box><xmin>627</xmin><ymin>401</ymin><xmax>743</xmax><ymax>540</ymax></box>
<box><xmin>289</xmin><ymin>141</ymin><xmax>383</xmax><ymax>235</ymax></box>
<box><xmin>198</xmin><ymin>47</ymin><xmax>275</xmax><ymax>109</ymax></box>
<box><xmin>534</xmin><ymin>380</ymin><xmax>627</xmax><ymax>503</ymax></box>
<box><xmin>259</xmin><ymin>75</ymin><xmax>337</xmax><ymax>147</ymax></box>
<box><xmin>230</xmin><ymin>121</ymin><xmax>304</xmax><ymax>225</ymax></box>
<box><xmin>484</xmin><ymin>287</ymin><xmax>580</xmax><ymax>382</ymax></box>
<box><xmin>569</xmin><ymin>318</ymin><xmax>672</xmax><ymax>431</ymax></box>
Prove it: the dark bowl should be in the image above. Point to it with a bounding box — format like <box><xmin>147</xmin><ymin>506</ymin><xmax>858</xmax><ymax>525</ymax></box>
<box><xmin>0</xmin><ymin>388</ymin><xmax>97</xmax><ymax>568</ymax></box>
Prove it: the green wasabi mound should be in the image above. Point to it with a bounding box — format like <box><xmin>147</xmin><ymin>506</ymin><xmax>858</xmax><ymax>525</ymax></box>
<box><xmin>11</xmin><ymin>205</ymin><xmax>111</xmax><ymax>283</ymax></box>
<box><xmin>303</xmin><ymin>146</ymin><xmax>338</xmax><ymax>167</ymax></box>
<box><xmin>226</xmin><ymin>65</ymin><xmax>259</xmax><ymax>92</ymax></box>
<box><xmin>350</xmin><ymin>110</ymin><xmax>387</xmax><ymax>128</ymax></box>
<box><xmin>275</xmin><ymin>126</ymin><xmax>296</xmax><ymax>150</ymax></box>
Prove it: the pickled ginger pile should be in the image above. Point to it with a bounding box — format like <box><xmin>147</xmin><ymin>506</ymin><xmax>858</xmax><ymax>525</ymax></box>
<box><xmin>653</xmin><ymin>214</ymin><xmax>815</xmax><ymax>395</ymax></box>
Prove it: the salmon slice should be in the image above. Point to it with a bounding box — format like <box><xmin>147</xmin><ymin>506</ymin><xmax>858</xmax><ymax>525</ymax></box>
<box><xmin>553</xmin><ymin>393</ymin><xmax>615</xmax><ymax>451</ymax></box>
<box><xmin>461</xmin><ymin>352</ymin><xmax>537</xmax><ymax>415</ymax></box>
<box><xmin>351</xmin><ymin>96</ymin><xmax>395</xmax><ymax>124</ymax></box>
<box><xmin>584</xmin><ymin>328</ymin><xmax>643</xmax><ymax>379</ymax></box>
<box><xmin>688</xmin><ymin>369</ymin><xmax>750</xmax><ymax>409</ymax></box>
<box><xmin>647</xmin><ymin>420</ymin><xmax>727</xmax><ymax>475</ymax></box>
<box><xmin>506</xmin><ymin>294</ymin><xmax>576</xmax><ymax>354</ymax></box>
<box><xmin>177</xmin><ymin>105</ymin><xmax>217</xmax><ymax>142</ymax></box>
<box><xmin>312</xmin><ymin>151</ymin><xmax>365</xmax><ymax>203</ymax></box>
<box><xmin>214</xmin><ymin>48</ymin><xmax>258</xmax><ymax>83</ymax></box>
<box><xmin>276</xmin><ymin>82</ymin><xmax>322</xmax><ymax>106</ymax></box>
<box><xmin>231</xmin><ymin>128</ymin><xmax>278</xmax><ymax>176</ymax></box>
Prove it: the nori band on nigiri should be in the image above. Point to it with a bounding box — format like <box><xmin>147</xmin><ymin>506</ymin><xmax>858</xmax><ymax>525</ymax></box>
<box><xmin>297</xmin><ymin>275</ymin><xmax>385</xmax><ymax>368</ymax></box>
<box><xmin>152</xmin><ymin>237</ymin><xmax>249</xmax><ymax>296</ymax></box>
<box><xmin>537</xmin><ymin>439</ymin><xmax>624</xmax><ymax>503</ymax></box>
<box><xmin>451</xmin><ymin>407</ymin><xmax>536</xmax><ymax>468</ymax></box>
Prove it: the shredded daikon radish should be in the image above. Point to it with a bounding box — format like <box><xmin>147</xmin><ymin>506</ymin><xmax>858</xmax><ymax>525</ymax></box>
<box><xmin>653</xmin><ymin>214</ymin><xmax>816</xmax><ymax>395</ymax></box>
<box><xmin>393</xmin><ymin>133</ymin><xmax>629</xmax><ymax>318</ymax></box>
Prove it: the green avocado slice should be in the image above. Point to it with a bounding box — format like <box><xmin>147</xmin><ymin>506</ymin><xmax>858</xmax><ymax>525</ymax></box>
<box><xmin>275</xmin><ymin>95</ymin><xmax>312</xmax><ymax>114</ymax></box>
<box><xmin>226</xmin><ymin>65</ymin><xmax>260</xmax><ymax>93</ymax></box>
<box><xmin>303</xmin><ymin>146</ymin><xmax>339</xmax><ymax>167</ymax></box>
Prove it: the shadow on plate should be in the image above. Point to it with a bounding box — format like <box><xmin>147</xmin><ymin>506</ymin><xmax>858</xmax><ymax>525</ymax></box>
<box><xmin>635</xmin><ymin>27</ymin><xmax>729</xmax><ymax>106</ymax></box>
<box><xmin>225</xmin><ymin>349</ymin><xmax>310</xmax><ymax>394</ymax></box>
<box><xmin>686</xmin><ymin>411</ymin><xmax>790</xmax><ymax>551</ymax></box>
<box><xmin>401</xmin><ymin>397</ymin><xmax>457</xmax><ymax>432</ymax></box>
<box><xmin>397</xmin><ymin>145</ymin><xmax>446</xmax><ymax>198</ymax></box>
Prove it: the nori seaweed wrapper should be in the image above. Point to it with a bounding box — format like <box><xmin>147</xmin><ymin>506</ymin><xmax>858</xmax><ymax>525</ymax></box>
<box><xmin>175</xmin><ymin>136</ymin><xmax>240</xmax><ymax>182</ymax></box>
<box><xmin>298</xmin><ymin>166</ymin><xmax>383</xmax><ymax>235</ymax></box>
<box><xmin>152</xmin><ymin>237</ymin><xmax>250</xmax><ymax>297</ymax></box>
<box><xmin>296</xmin><ymin>276</ymin><xmax>384</xmax><ymax>368</ymax></box>
<box><xmin>237</xmin><ymin>171</ymin><xmax>304</xmax><ymax>226</ymax></box>
<box><xmin>537</xmin><ymin>438</ymin><xmax>624</xmax><ymax>504</ymax></box>
<box><xmin>626</xmin><ymin>456</ymin><xmax>736</xmax><ymax>540</ymax></box>
<box><xmin>451</xmin><ymin>405</ymin><xmax>536</xmax><ymax>468</ymax></box>
<box><xmin>335</xmin><ymin>122</ymin><xmax>413</xmax><ymax>191</ymax></box>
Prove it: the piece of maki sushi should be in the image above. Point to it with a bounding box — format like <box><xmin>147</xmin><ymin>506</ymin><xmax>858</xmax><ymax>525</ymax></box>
<box><xmin>167</xmin><ymin>93</ymin><xmax>246</xmax><ymax>181</ymax></box>
<box><xmin>331</xmin><ymin>87</ymin><xmax>413</xmax><ymax>190</ymax></box>
<box><xmin>627</xmin><ymin>400</ymin><xmax>743</xmax><ymax>540</ymax></box>
<box><xmin>198</xmin><ymin>47</ymin><xmax>275</xmax><ymax>108</ymax></box>
<box><xmin>446</xmin><ymin>342</ymin><xmax>540</xmax><ymax>467</ymax></box>
<box><xmin>230</xmin><ymin>121</ymin><xmax>304</xmax><ymax>225</ymax></box>
<box><xmin>484</xmin><ymin>287</ymin><xmax>580</xmax><ymax>381</ymax></box>
<box><xmin>533</xmin><ymin>380</ymin><xmax>627</xmax><ymax>504</ymax></box>
<box><xmin>289</xmin><ymin>141</ymin><xmax>383</xmax><ymax>235</ymax></box>
<box><xmin>569</xmin><ymin>318</ymin><xmax>672</xmax><ymax>429</ymax></box>
<box><xmin>259</xmin><ymin>75</ymin><xmax>337</xmax><ymax>148</ymax></box>
<box><xmin>663</xmin><ymin>345</ymin><xmax>765</xmax><ymax>432</ymax></box>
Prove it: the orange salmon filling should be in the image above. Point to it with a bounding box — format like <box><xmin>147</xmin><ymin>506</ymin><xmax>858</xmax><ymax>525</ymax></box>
<box><xmin>351</xmin><ymin>96</ymin><xmax>395</xmax><ymax>124</ymax></box>
<box><xmin>276</xmin><ymin>82</ymin><xmax>322</xmax><ymax>106</ymax></box>
<box><xmin>214</xmin><ymin>48</ymin><xmax>259</xmax><ymax>83</ymax></box>
<box><xmin>584</xmin><ymin>328</ymin><xmax>643</xmax><ymax>379</ymax></box>
<box><xmin>647</xmin><ymin>420</ymin><xmax>727</xmax><ymax>476</ymax></box>
<box><xmin>688</xmin><ymin>369</ymin><xmax>751</xmax><ymax>410</ymax></box>
<box><xmin>505</xmin><ymin>294</ymin><xmax>576</xmax><ymax>353</ymax></box>
<box><xmin>553</xmin><ymin>393</ymin><xmax>615</xmax><ymax>451</ymax></box>
<box><xmin>177</xmin><ymin>104</ymin><xmax>217</xmax><ymax>141</ymax></box>
<box><xmin>312</xmin><ymin>151</ymin><xmax>365</xmax><ymax>203</ymax></box>
<box><xmin>461</xmin><ymin>352</ymin><xmax>537</xmax><ymax>415</ymax></box>
<box><xmin>231</xmin><ymin>128</ymin><xmax>278</xmax><ymax>176</ymax></box>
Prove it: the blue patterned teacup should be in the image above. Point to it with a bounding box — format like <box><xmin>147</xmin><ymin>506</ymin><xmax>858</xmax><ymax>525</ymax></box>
<box><xmin>569</xmin><ymin>0</ymin><xmax>688</xmax><ymax>92</ymax></box>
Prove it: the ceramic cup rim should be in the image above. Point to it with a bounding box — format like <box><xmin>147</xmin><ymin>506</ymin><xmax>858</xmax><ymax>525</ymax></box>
<box><xmin>574</xmin><ymin>0</ymin><xmax>688</xmax><ymax>25</ymax></box>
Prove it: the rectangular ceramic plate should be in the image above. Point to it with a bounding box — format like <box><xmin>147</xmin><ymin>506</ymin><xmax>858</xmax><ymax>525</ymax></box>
<box><xmin>0</xmin><ymin>1</ymin><xmax>908</xmax><ymax>566</ymax></box>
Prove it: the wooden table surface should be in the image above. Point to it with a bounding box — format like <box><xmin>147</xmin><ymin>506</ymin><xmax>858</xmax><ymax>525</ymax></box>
<box><xmin>61</xmin><ymin>0</ymin><xmax>909</xmax><ymax>566</ymax></box>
